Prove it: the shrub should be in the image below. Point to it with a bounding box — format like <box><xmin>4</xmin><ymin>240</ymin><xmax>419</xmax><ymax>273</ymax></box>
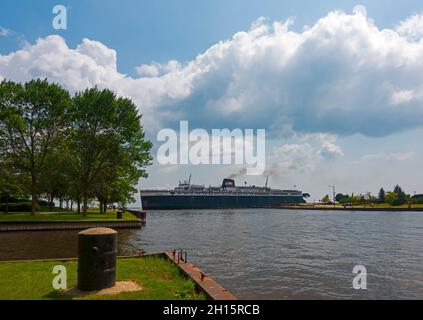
<box><xmin>0</xmin><ymin>196</ymin><xmax>29</xmax><ymax>203</ymax></box>
<box><xmin>0</xmin><ymin>202</ymin><xmax>39</xmax><ymax>213</ymax></box>
<box><xmin>390</xmin><ymin>194</ymin><xmax>407</xmax><ymax>206</ymax></box>
<box><xmin>37</xmin><ymin>200</ymin><xmax>50</xmax><ymax>206</ymax></box>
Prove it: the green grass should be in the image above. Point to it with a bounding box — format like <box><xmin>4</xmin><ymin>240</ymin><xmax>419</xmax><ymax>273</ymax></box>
<box><xmin>36</xmin><ymin>206</ymin><xmax>69</xmax><ymax>213</ymax></box>
<box><xmin>289</xmin><ymin>203</ymin><xmax>423</xmax><ymax>209</ymax></box>
<box><xmin>0</xmin><ymin>257</ymin><xmax>207</xmax><ymax>300</ymax></box>
<box><xmin>328</xmin><ymin>203</ymin><xmax>423</xmax><ymax>209</ymax></box>
<box><xmin>0</xmin><ymin>210</ymin><xmax>139</xmax><ymax>222</ymax></box>
<box><xmin>372</xmin><ymin>203</ymin><xmax>423</xmax><ymax>208</ymax></box>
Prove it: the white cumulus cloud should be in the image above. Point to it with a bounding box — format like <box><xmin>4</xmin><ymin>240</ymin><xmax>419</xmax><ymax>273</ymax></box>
<box><xmin>319</xmin><ymin>142</ymin><xmax>345</xmax><ymax>159</ymax></box>
<box><xmin>266</xmin><ymin>137</ymin><xmax>344</xmax><ymax>177</ymax></box>
<box><xmin>396</xmin><ymin>14</ymin><xmax>423</xmax><ymax>41</ymax></box>
<box><xmin>136</xmin><ymin>60</ymin><xmax>182</xmax><ymax>77</ymax></box>
<box><xmin>2</xmin><ymin>8</ymin><xmax>423</xmax><ymax>138</ymax></box>
<box><xmin>390</xmin><ymin>89</ymin><xmax>415</xmax><ymax>105</ymax></box>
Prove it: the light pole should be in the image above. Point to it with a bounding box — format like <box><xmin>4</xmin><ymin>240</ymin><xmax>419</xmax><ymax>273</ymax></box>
<box><xmin>329</xmin><ymin>185</ymin><xmax>336</xmax><ymax>207</ymax></box>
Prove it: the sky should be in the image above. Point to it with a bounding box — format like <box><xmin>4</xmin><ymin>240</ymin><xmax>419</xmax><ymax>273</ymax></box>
<box><xmin>1</xmin><ymin>0</ymin><xmax>423</xmax><ymax>204</ymax></box>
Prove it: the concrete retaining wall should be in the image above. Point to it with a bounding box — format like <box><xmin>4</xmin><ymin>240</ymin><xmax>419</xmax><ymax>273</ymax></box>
<box><xmin>0</xmin><ymin>220</ymin><xmax>143</xmax><ymax>232</ymax></box>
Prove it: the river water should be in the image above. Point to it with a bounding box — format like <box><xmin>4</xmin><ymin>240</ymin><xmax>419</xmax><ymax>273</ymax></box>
<box><xmin>0</xmin><ymin>209</ymin><xmax>422</xmax><ymax>299</ymax></box>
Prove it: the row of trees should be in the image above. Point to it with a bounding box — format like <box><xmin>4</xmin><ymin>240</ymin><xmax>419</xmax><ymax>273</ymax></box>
<box><xmin>329</xmin><ymin>185</ymin><xmax>417</xmax><ymax>206</ymax></box>
<box><xmin>0</xmin><ymin>79</ymin><xmax>152</xmax><ymax>215</ymax></box>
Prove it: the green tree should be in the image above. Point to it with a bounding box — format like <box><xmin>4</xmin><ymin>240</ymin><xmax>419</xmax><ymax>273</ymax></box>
<box><xmin>347</xmin><ymin>193</ymin><xmax>367</xmax><ymax>205</ymax></box>
<box><xmin>393</xmin><ymin>185</ymin><xmax>402</xmax><ymax>193</ymax></box>
<box><xmin>357</xmin><ymin>194</ymin><xmax>366</xmax><ymax>205</ymax></box>
<box><xmin>385</xmin><ymin>191</ymin><xmax>397</xmax><ymax>204</ymax></box>
<box><xmin>0</xmin><ymin>163</ymin><xmax>27</xmax><ymax>213</ymax></box>
<box><xmin>378</xmin><ymin>188</ymin><xmax>385</xmax><ymax>203</ymax></box>
<box><xmin>108</xmin><ymin>173</ymin><xmax>139</xmax><ymax>209</ymax></box>
<box><xmin>348</xmin><ymin>193</ymin><xmax>358</xmax><ymax>205</ymax></box>
<box><xmin>0</xmin><ymin>79</ymin><xmax>72</xmax><ymax>215</ymax></box>
<box><xmin>364</xmin><ymin>192</ymin><xmax>377</xmax><ymax>205</ymax></box>
<box><xmin>69</xmin><ymin>88</ymin><xmax>152</xmax><ymax>215</ymax></box>
<box><xmin>335</xmin><ymin>193</ymin><xmax>349</xmax><ymax>204</ymax></box>
<box><xmin>322</xmin><ymin>195</ymin><xmax>330</xmax><ymax>204</ymax></box>
<box><xmin>391</xmin><ymin>185</ymin><xmax>407</xmax><ymax>206</ymax></box>
<box><xmin>38</xmin><ymin>147</ymin><xmax>73</xmax><ymax>210</ymax></box>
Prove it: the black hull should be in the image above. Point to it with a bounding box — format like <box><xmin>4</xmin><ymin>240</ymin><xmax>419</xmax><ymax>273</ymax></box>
<box><xmin>141</xmin><ymin>195</ymin><xmax>306</xmax><ymax>210</ymax></box>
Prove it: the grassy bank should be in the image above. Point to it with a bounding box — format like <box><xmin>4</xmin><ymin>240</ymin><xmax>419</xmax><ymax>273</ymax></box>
<box><xmin>284</xmin><ymin>203</ymin><xmax>423</xmax><ymax>210</ymax></box>
<box><xmin>0</xmin><ymin>256</ymin><xmax>207</xmax><ymax>300</ymax></box>
<box><xmin>373</xmin><ymin>203</ymin><xmax>423</xmax><ymax>209</ymax></box>
<box><xmin>0</xmin><ymin>210</ymin><xmax>139</xmax><ymax>222</ymax></box>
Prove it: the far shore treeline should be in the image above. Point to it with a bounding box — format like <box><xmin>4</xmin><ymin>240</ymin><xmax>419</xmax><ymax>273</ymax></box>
<box><xmin>322</xmin><ymin>186</ymin><xmax>423</xmax><ymax>206</ymax></box>
<box><xmin>0</xmin><ymin>79</ymin><xmax>153</xmax><ymax>215</ymax></box>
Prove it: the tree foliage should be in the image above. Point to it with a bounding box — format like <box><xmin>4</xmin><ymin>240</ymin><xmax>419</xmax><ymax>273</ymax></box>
<box><xmin>388</xmin><ymin>185</ymin><xmax>407</xmax><ymax>206</ymax></box>
<box><xmin>378</xmin><ymin>188</ymin><xmax>385</xmax><ymax>203</ymax></box>
<box><xmin>0</xmin><ymin>79</ymin><xmax>152</xmax><ymax>214</ymax></box>
<box><xmin>0</xmin><ymin>79</ymin><xmax>72</xmax><ymax>214</ymax></box>
<box><xmin>322</xmin><ymin>195</ymin><xmax>330</xmax><ymax>204</ymax></box>
<box><xmin>335</xmin><ymin>193</ymin><xmax>349</xmax><ymax>204</ymax></box>
<box><xmin>335</xmin><ymin>185</ymin><xmax>410</xmax><ymax>207</ymax></box>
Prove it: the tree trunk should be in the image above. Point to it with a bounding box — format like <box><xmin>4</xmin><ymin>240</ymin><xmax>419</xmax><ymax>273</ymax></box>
<box><xmin>4</xmin><ymin>177</ymin><xmax>9</xmax><ymax>214</ymax></box>
<box><xmin>77</xmin><ymin>198</ymin><xmax>81</xmax><ymax>214</ymax></box>
<box><xmin>83</xmin><ymin>190</ymin><xmax>88</xmax><ymax>216</ymax></box>
<box><xmin>99</xmin><ymin>200</ymin><xmax>103</xmax><ymax>214</ymax></box>
<box><xmin>103</xmin><ymin>202</ymin><xmax>107</xmax><ymax>214</ymax></box>
<box><xmin>59</xmin><ymin>198</ymin><xmax>63</xmax><ymax>209</ymax></box>
<box><xmin>49</xmin><ymin>194</ymin><xmax>54</xmax><ymax>211</ymax></box>
<box><xmin>31</xmin><ymin>174</ymin><xmax>37</xmax><ymax>216</ymax></box>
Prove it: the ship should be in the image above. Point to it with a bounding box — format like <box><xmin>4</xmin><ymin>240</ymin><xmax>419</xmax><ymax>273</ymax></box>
<box><xmin>140</xmin><ymin>175</ymin><xmax>310</xmax><ymax>210</ymax></box>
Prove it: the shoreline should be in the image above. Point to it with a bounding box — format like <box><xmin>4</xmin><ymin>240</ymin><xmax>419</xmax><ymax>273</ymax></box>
<box><xmin>274</xmin><ymin>206</ymin><xmax>423</xmax><ymax>212</ymax></box>
<box><xmin>0</xmin><ymin>220</ymin><xmax>143</xmax><ymax>232</ymax></box>
<box><xmin>0</xmin><ymin>210</ymin><xmax>147</xmax><ymax>232</ymax></box>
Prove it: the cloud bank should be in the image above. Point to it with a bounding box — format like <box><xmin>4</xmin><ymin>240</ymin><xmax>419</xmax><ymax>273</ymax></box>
<box><xmin>1</xmin><ymin>8</ymin><xmax>423</xmax><ymax>139</ymax></box>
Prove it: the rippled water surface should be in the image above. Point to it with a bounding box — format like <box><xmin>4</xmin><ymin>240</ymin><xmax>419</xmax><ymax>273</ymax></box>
<box><xmin>1</xmin><ymin>209</ymin><xmax>422</xmax><ymax>299</ymax></box>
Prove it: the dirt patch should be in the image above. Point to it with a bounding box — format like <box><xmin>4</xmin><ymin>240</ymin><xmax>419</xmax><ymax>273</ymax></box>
<box><xmin>161</xmin><ymin>273</ymin><xmax>174</xmax><ymax>280</ymax></box>
<box><xmin>63</xmin><ymin>281</ymin><xmax>142</xmax><ymax>297</ymax></box>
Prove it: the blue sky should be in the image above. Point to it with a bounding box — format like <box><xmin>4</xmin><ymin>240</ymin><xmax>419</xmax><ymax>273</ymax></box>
<box><xmin>1</xmin><ymin>1</ymin><xmax>423</xmax><ymax>202</ymax></box>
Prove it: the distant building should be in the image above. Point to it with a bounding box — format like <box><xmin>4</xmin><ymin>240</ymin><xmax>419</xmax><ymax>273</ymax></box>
<box><xmin>412</xmin><ymin>194</ymin><xmax>423</xmax><ymax>200</ymax></box>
